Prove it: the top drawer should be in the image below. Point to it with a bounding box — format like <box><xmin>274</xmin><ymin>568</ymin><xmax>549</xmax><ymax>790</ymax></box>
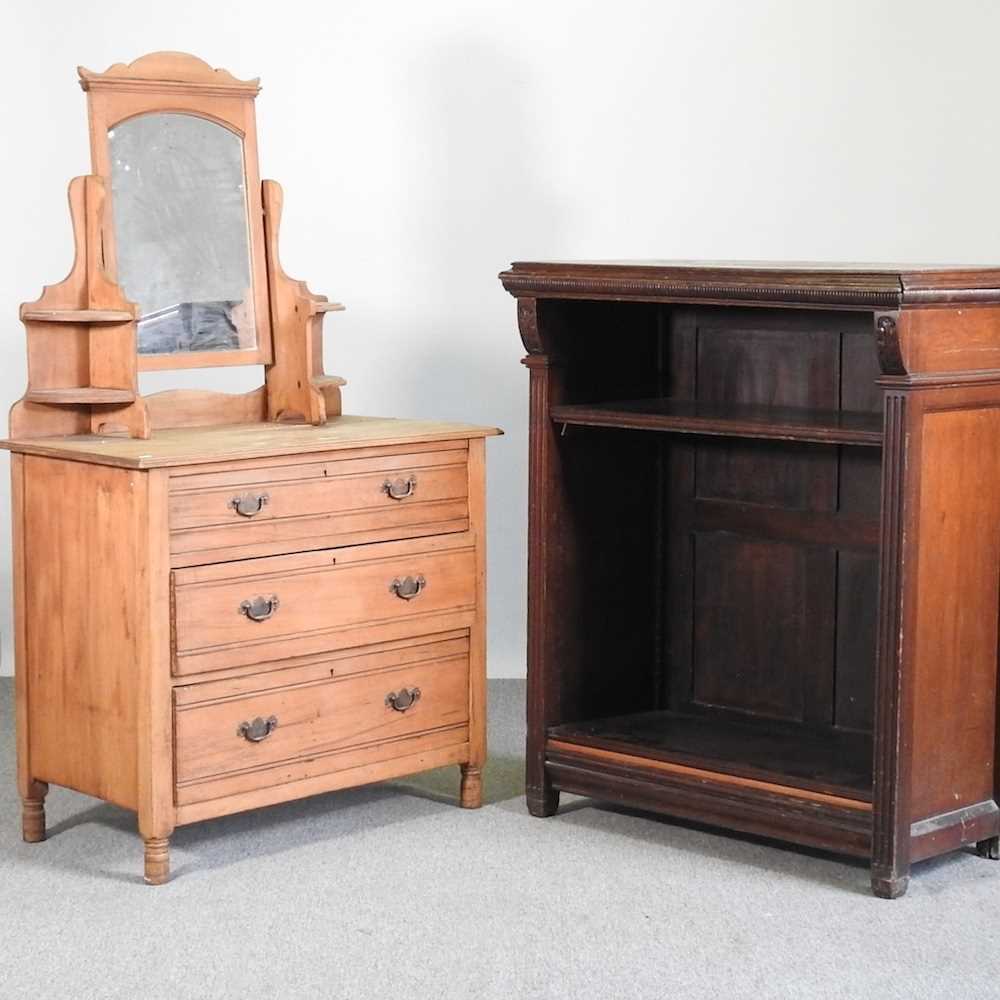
<box><xmin>168</xmin><ymin>444</ymin><xmax>469</xmax><ymax>564</ymax></box>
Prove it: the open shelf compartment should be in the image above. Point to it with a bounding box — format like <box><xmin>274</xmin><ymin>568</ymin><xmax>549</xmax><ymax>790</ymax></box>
<box><xmin>549</xmin><ymin>709</ymin><xmax>873</xmax><ymax>802</ymax></box>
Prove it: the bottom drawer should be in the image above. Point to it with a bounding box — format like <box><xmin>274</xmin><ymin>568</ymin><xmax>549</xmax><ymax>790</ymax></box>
<box><xmin>174</xmin><ymin>634</ymin><xmax>470</xmax><ymax>803</ymax></box>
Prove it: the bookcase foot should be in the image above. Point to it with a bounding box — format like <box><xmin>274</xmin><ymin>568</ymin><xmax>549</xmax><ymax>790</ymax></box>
<box><xmin>871</xmin><ymin>872</ymin><xmax>909</xmax><ymax>899</ymax></box>
<box><xmin>526</xmin><ymin>785</ymin><xmax>560</xmax><ymax>818</ymax></box>
<box><xmin>976</xmin><ymin>836</ymin><xmax>1000</xmax><ymax>860</ymax></box>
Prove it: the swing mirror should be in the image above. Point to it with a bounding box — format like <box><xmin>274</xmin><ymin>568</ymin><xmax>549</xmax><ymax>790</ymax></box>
<box><xmin>79</xmin><ymin>53</ymin><xmax>273</xmax><ymax>370</ymax></box>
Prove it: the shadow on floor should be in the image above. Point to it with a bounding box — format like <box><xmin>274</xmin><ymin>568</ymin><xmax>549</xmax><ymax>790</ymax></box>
<box><xmin>21</xmin><ymin>749</ymin><xmax>525</xmax><ymax>885</ymax></box>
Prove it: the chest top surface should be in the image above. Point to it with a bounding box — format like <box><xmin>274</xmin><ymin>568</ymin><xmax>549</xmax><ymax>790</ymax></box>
<box><xmin>2</xmin><ymin>415</ymin><xmax>501</xmax><ymax>469</ymax></box>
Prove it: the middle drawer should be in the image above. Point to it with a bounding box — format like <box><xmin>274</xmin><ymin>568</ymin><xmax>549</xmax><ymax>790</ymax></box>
<box><xmin>172</xmin><ymin>532</ymin><xmax>477</xmax><ymax>676</ymax></box>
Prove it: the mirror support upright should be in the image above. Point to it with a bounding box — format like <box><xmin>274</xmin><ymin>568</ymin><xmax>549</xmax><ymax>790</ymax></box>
<box><xmin>262</xmin><ymin>179</ymin><xmax>346</xmax><ymax>425</ymax></box>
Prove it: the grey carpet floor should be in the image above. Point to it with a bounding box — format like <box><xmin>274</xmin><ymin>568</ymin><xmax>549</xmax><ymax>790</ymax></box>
<box><xmin>2</xmin><ymin>678</ymin><xmax>999</xmax><ymax>1000</ymax></box>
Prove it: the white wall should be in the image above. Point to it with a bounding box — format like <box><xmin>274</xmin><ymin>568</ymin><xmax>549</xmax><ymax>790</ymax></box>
<box><xmin>2</xmin><ymin>0</ymin><xmax>999</xmax><ymax>677</ymax></box>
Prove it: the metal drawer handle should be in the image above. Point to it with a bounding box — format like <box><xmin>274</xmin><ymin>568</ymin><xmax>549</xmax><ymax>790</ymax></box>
<box><xmin>239</xmin><ymin>594</ymin><xmax>280</xmax><ymax>622</ymax></box>
<box><xmin>237</xmin><ymin>715</ymin><xmax>278</xmax><ymax>742</ymax></box>
<box><xmin>386</xmin><ymin>688</ymin><xmax>421</xmax><ymax>712</ymax></box>
<box><xmin>230</xmin><ymin>492</ymin><xmax>270</xmax><ymax>517</ymax></box>
<box><xmin>382</xmin><ymin>475</ymin><xmax>417</xmax><ymax>500</ymax></box>
<box><xmin>389</xmin><ymin>575</ymin><xmax>426</xmax><ymax>600</ymax></box>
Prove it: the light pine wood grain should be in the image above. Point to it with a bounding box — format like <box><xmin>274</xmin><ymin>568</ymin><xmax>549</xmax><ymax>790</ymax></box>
<box><xmin>175</xmin><ymin>653</ymin><xmax>469</xmax><ymax>784</ymax></box>
<box><xmin>168</xmin><ymin>458</ymin><xmax>467</xmax><ymax>530</ymax></box>
<box><xmin>462</xmin><ymin>436</ymin><xmax>489</xmax><ymax>808</ymax></box>
<box><xmin>12</xmin><ymin>455</ymin><xmax>49</xmax><ymax>841</ymax></box>
<box><xmin>176</xmin><ymin>742</ymin><xmax>471</xmax><ymax>824</ymax></box>
<box><xmin>11</xmin><ymin>52</ymin><xmax>498</xmax><ymax>884</ymax></box>
<box><xmin>136</xmin><ymin>470</ymin><xmax>175</xmax><ymax>877</ymax></box>
<box><xmin>262</xmin><ymin>180</ymin><xmax>332</xmax><ymax>424</ymax></box>
<box><xmin>3</xmin><ymin>416</ymin><xmax>501</xmax><ymax>468</ymax></box>
<box><xmin>11</xmin><ymin>176</ymin><xmax>148</xmax><ymax>441</ymax></box>
<box><xmin>81</xmin><ymin>56</ymin><xmax>272</xmax><ymax>371</ymax></box>
<box><xmin>21</xmin><ymin>458</ymin><xmax>146</xmax><ymax>809</ymax></box>
<box><xmin>172</xmin><ymin>536</ymin><xmax>476</xmax><ymax>659</ymax></box>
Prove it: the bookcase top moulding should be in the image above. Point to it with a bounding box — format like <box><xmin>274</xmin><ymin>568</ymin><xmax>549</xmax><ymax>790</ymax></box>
<box><xmin>500</xmin><ymin>260</ymin><xmax>1000</xmax><ymax>309</ymax></box>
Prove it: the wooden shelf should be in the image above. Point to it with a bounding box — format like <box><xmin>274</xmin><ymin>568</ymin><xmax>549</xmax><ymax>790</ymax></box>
<box><xmin>25</xmin><ymin>388</ymin><xmax>136</xmax><ymax>405</ymax></box>
<box><xmin>548</xmin><ymin>710</ymin><xmax>873</xmax><ymax>801</ymax></box>
<box><xmin>550</xmin><ymin>398</ymin><xmax>884</xmax><ymax>447</ymax></box>
<box><xmin>21</xmin><ymin>309</ymin><xmax>134</xmax><ymax>324</ymax></box>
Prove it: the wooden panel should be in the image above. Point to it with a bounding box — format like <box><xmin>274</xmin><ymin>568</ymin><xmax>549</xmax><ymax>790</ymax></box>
<box><xmin>136</xmin><ymin>469</ymin><xmax>174</xmax><ymax>843</ymax></box>
<box><xmin>696</xmin><ymin>439</ymin><xmax>838</xmax><ymax>510</ymax></box>
<box><xmin>173</xmin><ymin>633</ymin><xmax>471</xmax><ymax>701</ymax></box>
<box><xmin>696</xmin><ymin>323</ymin><xmax>840</xmax><ymax>409</ymax></box>
<box><xmin>910</xmin><ymin>800</ymin><xmax>1000</xmax><ymax>863</ymax></box>
<box><xmin>466</xmin><ymin>437</ymin><xmax>489</xmax><ymax>795</ymax></box>
<box><xmin>839</xmin><ymin>446</ymin><xmax>882</xmax><ymax>518</ymax></box>
<box><xmin>909</xmin><ymin>403</ymin><xmax>1000</xmax><ymax>820</ymax></box>
<box><xmin>692</xmin><ymin>533</ymin><xmax>836</xmax><ymax>724</ymax></box>
<box><xmin>544</xmin><ymin>742</ymin><xmax>872</xmax><ymax>859</ymax></box>
<box><xmin>695</xmin><ymin>318</ymin><xmax>840</xmax><ymax>510</ymax></box>
<box><xmin>172</xmin><ymin>533</ymin><xmax>477</xmax><ymax>667</ymax></box>
<box><xmin>840</xmin><ymin>331</ymin><xmax>882</xmax><ymax>412</ymax></box>
<box><xmin>692</xmin><ymin>498</ymin><xmax>878</xmax><ymax>550</ymax></box>
<box><xmin>169</xmin><ymin>443</ymin><xmax>467</xmax><ymax>491</ymax></box>
<box><xmin>834</xmin><ymin>550</ymin><xmax>878</xmax><ymax>732</ymax></box>
<box><xmin>169</xmin><ymin>461</ymin><xmax>467</xmax><ymax>530</ymax></box>
<box><xmin>175</xmin><ymin>653</ymin><xmax>469</xmax><ymax>784</ymax></box>
<box><xmin>170</xmin><ymin>506</ymin><xmax>469</xmax><ymax>565</ymax></box>
<box><xmin>899</xmin><ymin>307</ymin><xmax>1000</xmax><ymax>374</ymax></box>
<box><xmin>176</xmin><ymin>609</ymin><xmax>476</xmax><ymax>677</ymax></box>
<box><xmin>175</xmin><ymin>740</ymin><xmax>470</xmax><ymax>822</ymax></box>
<box><xmin>21</xmin><ymin>457</ymin><xmax>150</xmax><ymax>809</ymax></box>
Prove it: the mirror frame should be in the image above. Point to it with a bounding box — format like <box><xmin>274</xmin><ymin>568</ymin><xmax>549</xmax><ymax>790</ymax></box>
<box><xmin>78</xmin><ymin>52</ymin><xmax>273</xmax><ymax>370</ymax></box>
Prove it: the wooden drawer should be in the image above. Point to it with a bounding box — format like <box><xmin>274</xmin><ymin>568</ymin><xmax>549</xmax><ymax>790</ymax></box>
<box><xmin>168</xmin><ymin>444</ymin><xmax>469</xmax><ymax>565</ymax></box>
<box><xmin>172</xmin><ymin>532</ymin><xmax>477</xmax><ymax>675</ymax></box>
<box><xmin>173</xmin><ymin>633</ymin><xmax>471</xmax><ymax>804</ymax></box>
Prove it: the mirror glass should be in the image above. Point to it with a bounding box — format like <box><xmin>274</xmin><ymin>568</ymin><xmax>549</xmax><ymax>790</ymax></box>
<box><xmin>107</xmin><ymin>112</ymin><xmax>256</xmax><ymax>356</ymax></box>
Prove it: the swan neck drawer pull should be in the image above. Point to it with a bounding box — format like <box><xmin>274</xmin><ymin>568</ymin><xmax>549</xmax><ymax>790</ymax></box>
<box><xmin>386</xmin><ymin>688</ymin><xmax>421</xmax><ymax>712</ymax></box>
<box><xmin>389</xmin><ymin>575</ymin><xmax>426</xmax><ymax>600</ymax></box>
<box><xmin>239</xmin><ymin>594</ymin><xmax>280</xmax><ymax>621</ymax></box>
<box><xmin>237</xmin><ymin>716</ymin><xmax>278</xmax><ymax>742</ymax></box>
<box><xmin>229</xmin><ymin>492</ymin><xmax>270</xmax><ymax>517</ymax></box>
<box><xmin>382</xmin><ymin>475</ymin><xmax>417</xmax><ymax>500</ymax></box>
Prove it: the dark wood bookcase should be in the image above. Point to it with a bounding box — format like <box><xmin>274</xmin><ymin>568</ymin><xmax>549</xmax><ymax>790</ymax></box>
<box><xmin>500</xmin><ymin>261</ymin><xmax>1000</xmax><ymax>897</ymax></box>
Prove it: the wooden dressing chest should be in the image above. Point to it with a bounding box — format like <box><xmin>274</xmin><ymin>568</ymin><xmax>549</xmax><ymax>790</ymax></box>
<box><xmin>8</xmin><ymin>53</ymin><xmax>498</xmax><ymax>883</ymax></box>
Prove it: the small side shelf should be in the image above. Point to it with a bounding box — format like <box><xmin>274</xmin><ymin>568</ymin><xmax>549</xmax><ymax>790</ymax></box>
<box><xmin>551</xmin><ymin>398</ymin><xmax>884</xmax><ymax>447</ymax></box>
<box><xmin>20</xmin><ymin>309</ymin><xmax>134</xmax><ymax>324</ymax></box>
<box><xmin>25</xmin><ymin>388</ymin><xmax>136</xmax><ymax>405</ymax></box>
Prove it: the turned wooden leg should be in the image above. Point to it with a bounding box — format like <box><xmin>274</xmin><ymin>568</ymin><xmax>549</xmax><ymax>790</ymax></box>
<box><xmin>144</xmin><ymin>837</ymin><xmax>170</xmax><ymax>885</ymax></box>
<box><xmin>21</xmin><ymin>787</ymin><xmax>47</xmax><ymax>843</ymax></box>
<box><xmin>976</xmin><ymin>836</ymin><xmax>1000</xmax><ymax>860</ymax></box>
<box><xmin>460</xmin><ymin>764</ymin><xmax>483</xmax><ymax>809</ymax></box>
